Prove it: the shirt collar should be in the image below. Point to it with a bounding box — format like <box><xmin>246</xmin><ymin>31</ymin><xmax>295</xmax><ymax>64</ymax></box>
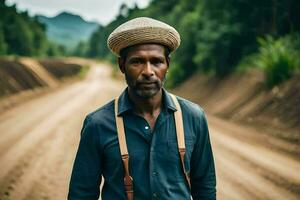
<box><xmin>117</xmin><ymin>87</ymin><xmax>177</xmax><ymax>116</ymax></box>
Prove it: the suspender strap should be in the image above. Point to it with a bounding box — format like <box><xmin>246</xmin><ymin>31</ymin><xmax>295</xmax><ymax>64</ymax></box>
<box><xmin>114</xmin><ymin>97</ymin><xmax>133</xmax><ymax>200</ymax></box>
<box><xmin>114</xmin><ymin>93</ymin><xmax>191</xmax><ymax>200</ymax></box>
<box><xmin>169</xmin><ymin>94</ymin><xmax>191</xmax><ymax>190</ymax></box>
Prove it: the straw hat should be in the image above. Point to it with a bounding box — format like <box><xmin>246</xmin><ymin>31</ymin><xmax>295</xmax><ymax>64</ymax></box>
<box><xmin>107</xmin><ymin>17</ymin><xmax>181</xmax><ymax>56</ymax></box>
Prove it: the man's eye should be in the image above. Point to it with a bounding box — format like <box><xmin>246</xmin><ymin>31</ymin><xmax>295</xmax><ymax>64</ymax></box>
<box><xmin>130</xmin><ymin>59</ymin><xmax>142</xmax><ymax>64</ymax></box>
<box><xmin>152</xmin><ymin>59</ymin><xmax>164</xmax><ymax>65</ymax></box>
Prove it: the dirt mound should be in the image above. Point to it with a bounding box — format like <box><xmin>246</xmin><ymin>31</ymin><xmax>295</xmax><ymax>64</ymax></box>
<box><xmin>0</xmin><ymin>57</ymin><xmax>87</xmax><ymax>112</ymax></box>
<box><xmin>39</xmin><ymin>60</ymin><xmax>82</xmax><ymax>80</ymax></box>
<box><xmin>0</xmin><ymin>59</ymin><xmax>47</xmax><ymax>97</ymax></box>
<box><xmin>175</xmin><ymin>69</ymin><xmax>300</xmax><ymax>143</ymax></box>
<box><xmin>19</xmin><ymin>58</ymin><xmax>59</xmax><ymax>87</ymax></box>
<box><xmin>0</xmin><ymin>58</ymin><xmax>85</xmax><ymax>97</ymax></box>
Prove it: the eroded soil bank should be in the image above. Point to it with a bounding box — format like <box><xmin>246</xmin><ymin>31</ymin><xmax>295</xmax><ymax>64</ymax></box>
<box><xmin>174</xmin><ymin>69</ymin><xmax>300</xmax><ymax>144</ymax></box>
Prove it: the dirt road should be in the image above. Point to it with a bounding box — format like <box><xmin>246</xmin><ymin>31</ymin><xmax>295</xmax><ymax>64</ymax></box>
<box><xmin>0</xmin><ymin>63</ymin><xmax>299</xmax><ymax>200</ymax></box>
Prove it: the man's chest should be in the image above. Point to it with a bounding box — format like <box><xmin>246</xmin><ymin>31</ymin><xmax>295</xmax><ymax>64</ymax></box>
<box><xmin>99</xmin><ymin>112</ymin><xmax>195</xmax><ymax>183</ymax></box>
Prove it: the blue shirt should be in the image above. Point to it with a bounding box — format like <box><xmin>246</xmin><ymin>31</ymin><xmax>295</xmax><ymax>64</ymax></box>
<box><xmin>68</xmin><ymin>88</ymin><xmax>216</xmax><ymax>200</ymax></box>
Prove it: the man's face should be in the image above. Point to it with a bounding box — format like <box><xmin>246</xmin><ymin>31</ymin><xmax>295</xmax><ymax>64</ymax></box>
<box><xmin>119</xmin><ymin>44</ymin><xmax>169</xmax><ymax>99</ymax></box>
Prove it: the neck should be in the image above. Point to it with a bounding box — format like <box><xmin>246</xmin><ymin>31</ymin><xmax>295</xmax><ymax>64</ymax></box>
<box><xmin>128</xmin><ymin>88</ymin><xmax>163</xmax><ymax>116</ymax></box>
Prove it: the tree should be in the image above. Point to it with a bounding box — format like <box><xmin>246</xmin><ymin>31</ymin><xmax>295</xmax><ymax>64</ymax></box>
<box><xmin>0</xmin><ymin>21</ymin><xmax>7</xmax><ymax>54</ymax></box>
<box><xmin>86</xmin><ymin>0</ymin><xmax>300</xmax><ymax>86</ymax></box>
<box><xmin>73</xmin><ymin>41</ymin><xmax>88</xmax><ymax>57</ymax></box>
<box><xmin>0</xmin><ymin>0</ymin><xmax>49</xmax><ymax>56</ymax></box>
<box><xmin>87</xmin><ymin>27</ymin><xmax>103</xmax><ymax>57</ymax></box>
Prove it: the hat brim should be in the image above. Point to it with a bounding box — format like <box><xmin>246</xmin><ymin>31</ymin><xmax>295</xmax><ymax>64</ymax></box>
<box><xmin>107</xmin><ymin>27</ymin><xmax>180</xmax><ymax>56</ymax></box>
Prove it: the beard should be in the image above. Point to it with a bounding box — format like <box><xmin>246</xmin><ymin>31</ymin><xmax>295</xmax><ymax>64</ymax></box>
<box><xmin>125</xmin><ymin>73</ymin><xmax>166</xmax><ymax>99</ymax></box>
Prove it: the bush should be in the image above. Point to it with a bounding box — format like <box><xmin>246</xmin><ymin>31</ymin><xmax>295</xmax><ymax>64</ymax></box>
<box><xmin>239</xmin><ymin>34</ymin><xmax>300</xmax><ymax>88</ymax></box>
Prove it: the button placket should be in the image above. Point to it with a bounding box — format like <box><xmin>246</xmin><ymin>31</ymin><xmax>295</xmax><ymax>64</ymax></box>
<box><xmin>142</xmin><ymin>118</ymin><xmax>151</xmax><ymax>135</ymax></box>
<box><xmin>149</xmin><ymin>125</ymin><xmax>160</xmax><ymax>199</ymax></box>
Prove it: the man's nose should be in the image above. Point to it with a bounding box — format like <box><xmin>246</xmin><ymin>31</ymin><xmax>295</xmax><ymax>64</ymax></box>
<box><xmin>142</xmin><ymin>62</ymin><xmax>154</xmax><ymax>77</ymax></box>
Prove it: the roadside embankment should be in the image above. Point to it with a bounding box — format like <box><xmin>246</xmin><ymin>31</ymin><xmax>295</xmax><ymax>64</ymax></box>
<box><xmin>0</xmin><ymin>57</ymin><xmax>90</xmax><ymax>112</ymax></box>
<box><xmin>174</xmin><ymin>69</ymin><xmax>300</xmax><ymax>144</ymax></box>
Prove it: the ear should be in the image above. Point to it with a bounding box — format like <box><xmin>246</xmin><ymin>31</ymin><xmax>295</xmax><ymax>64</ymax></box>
<box><xmin>118</xmin><ymin>57</ymin><xmax>125</xmax><ymax>74</ymax></box>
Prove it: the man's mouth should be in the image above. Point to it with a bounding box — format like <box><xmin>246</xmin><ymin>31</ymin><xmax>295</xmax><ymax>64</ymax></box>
<box><xmin>138</xmin><ymin>81</ymin><xmax>156</xmax><ymax>85</ymax></box>
<box><xmin>137</xmin><ymin>82</ymin><xmax>157</xmax><ymax>88</ymax></box>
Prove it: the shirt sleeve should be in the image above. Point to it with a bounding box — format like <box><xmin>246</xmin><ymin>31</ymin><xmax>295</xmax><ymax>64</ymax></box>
<box><xmin>68</xmin><ymin>115</ymin><xmax>102</xmax><ymax>200</ymax></box>
<box><xmin>190</xmin><ymin>110</ymin><xmax>216</xmax><ymax>200</ymax></box>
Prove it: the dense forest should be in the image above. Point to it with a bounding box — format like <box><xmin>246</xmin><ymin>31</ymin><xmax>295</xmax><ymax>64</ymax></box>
<box><xmin>85</xmin><ymin>0</ymin><xmax>300</xmax><ymax>88</ymax></box>
<box><xmin>0</xmin><ymin>0</ymin><xmax>67</xmax><ymax>56</ymax></box>
<box><xmin>1</xmin><ymin>0</ymin><xmax>300</xmax><ymax>88</ymax></box>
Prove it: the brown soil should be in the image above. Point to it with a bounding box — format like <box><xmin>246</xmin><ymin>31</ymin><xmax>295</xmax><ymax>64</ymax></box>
<box><xmin>0</xmin><ymin>59</ymin><xmax>48</xmax><ymax>97</ymax></box>
<box><xmin>38</xmin><ymin>59</ymin><xmax>82</xmax><ymax>80</ymax></box>
<box><xmin>0</xmin><ymin>57</ymin><xmax>90</xmax><ymax>113</ymax></box>
<box><xmin>0</xmin><ymin>63</ymin><xmax>299</xmax><ymax>200</ymax></box>
<box><xmin>174</xmin><ymin>69</ymin><xmax>300</xmax><ymax>143</ymax></box>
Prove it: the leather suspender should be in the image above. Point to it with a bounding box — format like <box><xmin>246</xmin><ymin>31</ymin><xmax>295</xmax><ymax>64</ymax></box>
<box><xmin>169</xmin><ymin>94</ymin><xmax>191</xmax><ymax>189</ymax></box>
<box><xmin>114</xmin><ymin>94</ymin><xmax>191</xmax><ymax>200</ymax></box>
<box><xmin>114</xmin><ymin>98</ymin><xmax>134</xmax><ymax>200</ymax></box>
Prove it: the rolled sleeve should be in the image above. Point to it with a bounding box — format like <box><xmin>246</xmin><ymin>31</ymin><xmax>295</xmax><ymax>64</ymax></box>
<box><xmin>68</xmin><ymin>116</ymin><xmax>102</xmax><ymax>200</ymax></box>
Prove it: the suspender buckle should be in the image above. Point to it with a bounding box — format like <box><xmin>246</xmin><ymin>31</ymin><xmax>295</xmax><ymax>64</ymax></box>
<box><xmin>124</xmin><ymin>175</ymin><xmax>134</xmax><ymax>200</ymax></box>
<box><xmin>179</xmin><ymin>148</ymin><xmax>191</xmax><ymax>189</ymax></box>
<box><xmin>121</xmin><ymin>154</ymin><xmax>134</xmax><ymax>200</ymax></box>
<box><xmin>124</xmin><ymin>174</ymin><xmax>133</xmax><ymax>191</ymax></box>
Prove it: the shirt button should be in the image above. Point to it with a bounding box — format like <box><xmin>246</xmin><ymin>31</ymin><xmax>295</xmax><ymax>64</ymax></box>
<box><xmin>152</xmin><ymin>192</ymin><xmax>157</xmax><ymax>198</ymax></box>
<box><xmin>152</xmin><ymin>171</ymin><xmax>157</xmax><ymax>176</ymax></box>
<box><xmin>145</xmin><ymin>126</ymin><xmax>149</xmax><ymax>130</ymax></box>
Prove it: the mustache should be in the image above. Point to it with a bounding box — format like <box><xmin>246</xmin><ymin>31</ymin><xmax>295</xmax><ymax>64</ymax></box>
<box><xmin>136</xmin><ymin>79</ymin><xmax>158</xmax><ymax>84</ymax></box>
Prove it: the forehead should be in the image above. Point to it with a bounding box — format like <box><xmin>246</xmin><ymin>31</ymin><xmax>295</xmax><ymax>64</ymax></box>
<box><xmin>124</xmin><ymin>44</ymin><xmax>165</xmax><ymax>58</ymax></box>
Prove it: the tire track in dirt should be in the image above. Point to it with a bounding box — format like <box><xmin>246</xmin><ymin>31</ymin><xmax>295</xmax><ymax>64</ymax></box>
<box><xmin>0</xmin><ymin>64</ymin><xmax>125</xmax><ymax>200</ymax></box>
<box><xmin>210</xmin><ymin>125</ymin><xmax>300</xmax><ymax>200</ymax></box>
<box><xmin>0</xmin><ymin>81</ymin><xmax>98</xmax><ymax>183</ymax></box>
<box><xmin>0</xmin><ymin>65</ymin><xmax>119</xmax><ymax>199</ymax></box>
<box><xmin>0</xmin><ymin>83</ymin><xmax>87</xmax><ymax>157</ymax></box>
<box><xmin>0</xmin><ymin>121</ymin><xmax>64</xmax><ymax>200</ymax></box>
<box><xmin>23</xmin><ymin>114</ymin><xmax>85</xmax><ymax>200</ymax></box>
<box><xmin>0</xmin><ymin>87</ymin><xmax>99</xmax><ymax>199</ymax></box>
<box><xmin>211</xmin><ymin>127</ymin><xmax>300</xmax><ymax>186</ymax></box>
<box><xmin>24</xmin><ymin>83</ymin><xmax>123</xmax><ymax>200</ymax></box>
<box><xmin>214</xmin><ymin>143</ymin><xmax>299</xmax><ymax>200</ymax></box>
<box><xmin>207</xmin><ymin>114</ymin><xmax>300</xmax><ymax>160</ymax></box>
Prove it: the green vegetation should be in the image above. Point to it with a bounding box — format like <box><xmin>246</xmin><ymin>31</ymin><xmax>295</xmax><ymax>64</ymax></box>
<box><xmin>1</xmin><ymin>0</ymin><xmax>48</xmax><ymax>56</ymax></box>
<box><xmin>2</xmin><ymin>0</ymin><xmax>299</xmax><ymax>88</ymax></box>
<box><xmin>239</xmin><ymin>34</ymin><xmax>300</xmax><ymax>88</ymax></box>
<box><xmin>78</xmin><ymin>65</ymin><xmax>91</xmax><ymax>79</ymax></box>
<box><xmin>84</xmin><ymin>0</ymin><xmax>300</xmax><ymax>88</ymax></box>
<box><xmin>0</xmin><ymin>21</ymin><xmax>7</xmax><ymax>54</ymax></box>
<box><xmin>0</xmin><ymin>0</ymin><xmax>73</xmax><ymax>57</ymax></box>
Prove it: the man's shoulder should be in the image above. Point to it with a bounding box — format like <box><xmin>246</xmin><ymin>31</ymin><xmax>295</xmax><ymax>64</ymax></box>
<box><xmin>175</xmin><ymin>95</ymin><xmax>206</xmax><ymax>118</ymax></box>
<box><xmin>177</xmin><ymin>96</ymin><xmax>204</xmax><ymax>115</ymax></box>
<box><xmin>85</xmin><ymin>99</ymin><xmax>115</xmax><ymax>125</ymax></box>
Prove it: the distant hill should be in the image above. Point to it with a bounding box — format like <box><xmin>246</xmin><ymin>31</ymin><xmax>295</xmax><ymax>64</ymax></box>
<box><xmin>37</xmin><ymin>12</ymin><xmax>99</xmax><ymax>49</ymax></box>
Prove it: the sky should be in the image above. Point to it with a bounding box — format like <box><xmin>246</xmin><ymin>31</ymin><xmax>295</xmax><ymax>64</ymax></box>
<box><xmin>6</xmin><ymin>0</ymin><xmax>151</xmax><ymax>25</ymax></box>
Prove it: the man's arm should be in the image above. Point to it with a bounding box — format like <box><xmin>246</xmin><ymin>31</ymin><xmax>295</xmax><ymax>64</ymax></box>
<box><xmin>68</xmin><ymin>116</ymin><xmax>102</xmax><ymax>200</ymax></box>
<box><xmin>190</xmin><ymin>110</ymin><xmax>216</xmax><ymax>200</ymax></box>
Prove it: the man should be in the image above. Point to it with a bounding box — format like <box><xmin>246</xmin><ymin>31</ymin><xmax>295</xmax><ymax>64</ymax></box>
<box><xmin>68</xmin><ymin>17</ymin><xmax>216</xmax><ymax>200</ymax></box>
